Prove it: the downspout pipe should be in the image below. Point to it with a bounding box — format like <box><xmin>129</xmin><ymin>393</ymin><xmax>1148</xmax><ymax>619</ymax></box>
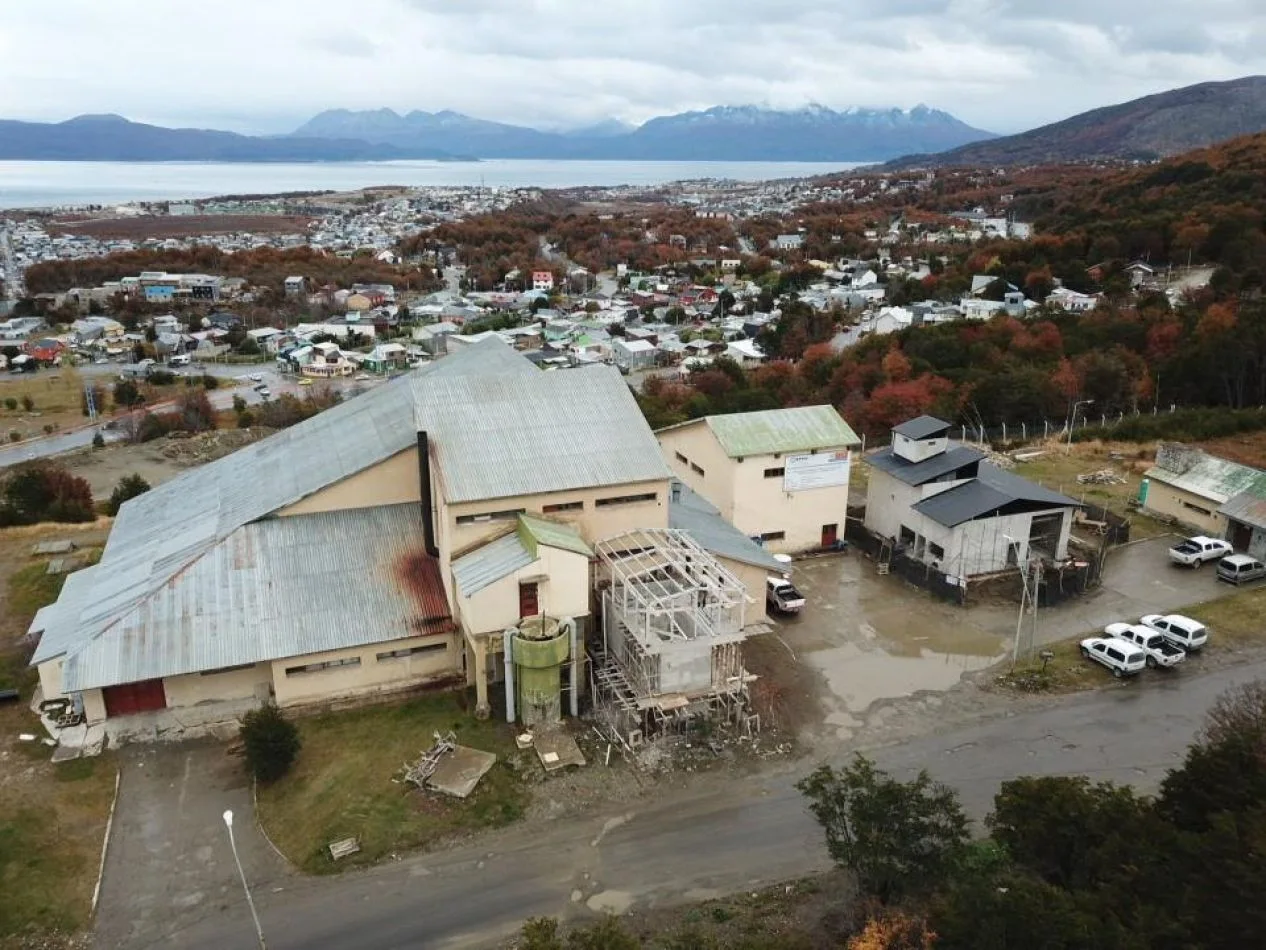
<box><xmin>562</xmin><ymin>617</ymin><xmax>579</xmax><ymax>718</ymax></box>
<box><xmin>417</xmin><ymin>431</ymin><xmax>439</xmax><ymax>557</ymax></box>
<box><xmin>503</xmin><ymin>627</ymin><xmax>516</xmax><ymax>725</ymax></box>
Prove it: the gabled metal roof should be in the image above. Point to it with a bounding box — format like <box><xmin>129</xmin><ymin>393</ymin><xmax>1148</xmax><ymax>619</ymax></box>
<box><xmin>660</xmin><ymin>405</ymin><xmax>860</xmax><ymax>459</ymax></box>
<box><xmin>866</xmin><ymin>443</ymin><xmax>986</xmax><ymax>486</ymax></box>
<box><xmin>62</xmin><ymin>504</ymin><xmax>452</xmax><ymax>692</ymax></box>
<box><xmin>38</xmin><ymin>337</ymin><xmax>527</xmax><ymax>673</ymax></box>
<box><xmin>911</xmin><ymin>463</ymin><xmax>1078</xmax><ymax>528</ymax></box>
<box><xmin>518</xmin><ymin>513</ymin><xmax>593</xmax><ymax>558</ymax></box>
<box><xmin>1146</xmin><ymin>446</ymin><xmax>1266</xmax><ymax>506</ymax></box>
<box><xmin>892</xmin><ymin>415</ymin><xmax>951</xmax><ymax>440</ymax></box>
<box><xmin>1220</xmin><ymin>491</ymin><xmax>1266</xmax><ymax>531</ymax></box>
<box><xmin>452</xmin><ymin>531</ymin><xmax>535</xmax><ymax>598</ymax></box>
<box><xmin>414</xmin><ymin>364</ymin><xmax>671</xmax><ymax>504</ymax></box>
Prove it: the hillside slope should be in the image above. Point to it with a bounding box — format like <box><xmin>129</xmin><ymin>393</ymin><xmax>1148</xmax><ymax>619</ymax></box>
<box><xmin>887</xmin><ymin>76</ymin><xmax>1266</xmax><ymax>169</ymax></box>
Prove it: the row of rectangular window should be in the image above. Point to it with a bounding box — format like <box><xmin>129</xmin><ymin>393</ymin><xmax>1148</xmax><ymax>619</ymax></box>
<box><xmin>284</xmin><ymin>642</ymin><xmax>447</xmax><ymax>677</ymax></box>
<box><xmin>456</xmin><ymin>492</ymin><xmax>658</xmax><ymax>525</ymax></box>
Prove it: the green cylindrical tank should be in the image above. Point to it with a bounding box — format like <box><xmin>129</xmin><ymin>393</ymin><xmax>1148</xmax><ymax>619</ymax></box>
<box><xmin>511</xmin><ymin>616</ymin><xmax>569</xmax><ymax>726</ymax></box>
<box><xmin>1139</xmin><ymin>477</ymin><xmax>1150</xmax><ymax>506</ymax></box>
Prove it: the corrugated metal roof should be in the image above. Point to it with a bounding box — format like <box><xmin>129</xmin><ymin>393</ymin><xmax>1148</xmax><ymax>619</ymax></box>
<box><xmin>414</xmin><ymin>364</ymin><xmax>672</xmax><ymax>504</ymax></box>
<box><xmin>62</xmin><ymin>504</ymin><xmax>452</xmax><ymax>692</ymax></box>
<box><xmin>892</xmin><ymin>415</ymin><xmax>951</xmax><ymax>440</ymax></box>
<box><xmin>30</xmin><ymin>565</ymin><xmax>102</xmax><ymax>664</ymax></box>
<box><xmin>668</xmin><ymin>481</ymin><xmax>783</xmax><ymax>572</ymax></box>
<box><xmin>1146</xmin><ymin>447</ymin><xmax>1266</xmax><ymax>506</ymax></box>
<box><xmin>36</xmin><ymin>337</ymin><xmax>526</xmax><ymax>675</ymax></box>
<box><xmin>518</xmin><ymin>513</ymin><xmax>592</xmax><ymax>558</ymax></box>
<box><xmin>1220</xmin><ymin>490</ymin><xmax>1266</xmax><ymax>530</ymax></box>
<box><xmin>865</xmin><ymin>443</ymin><xmax>986</xmax><ymax>486</ymax></box>
<box><xmin>665</xmin><ymin>406</ymin><xmax>860</xmax><ymax>458</ymax></box>
<box><xmin>912</xmin><ymin>463</ymin><xmax>1078</xmax><ymax>528</ymax></box>
<box><xmin>452</xmin><ymin>531</ymin><xmax>535</xmax><ymax>598</ymax></box>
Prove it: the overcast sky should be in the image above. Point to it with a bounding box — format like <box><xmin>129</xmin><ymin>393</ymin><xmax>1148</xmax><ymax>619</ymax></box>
<box><xmin>1</xmin><ymin>0</ymin><xmax>1264</xmax><ymax>135</ymax></box>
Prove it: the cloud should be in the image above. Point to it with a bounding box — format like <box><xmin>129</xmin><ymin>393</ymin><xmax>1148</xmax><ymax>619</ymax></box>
<box><xmin>0</xmin><ymin>0</ymin><xmax>1262</xmax><ymax>135</ymax></box>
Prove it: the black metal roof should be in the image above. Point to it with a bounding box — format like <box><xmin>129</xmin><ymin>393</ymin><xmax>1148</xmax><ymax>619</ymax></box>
<box><xmin>912</xmin><ymin>463</ymin><xmax>1079</xmax><ymax>528</ymax></box>
<box><xmin>866</xmin><ymin>443</ymin><xmax>985</xmax><ymax>486</ymax></box>
<box><xmin>892</xmin><ymin>415</ymin><xmax>951</xmax><ymax>440</ymax></box>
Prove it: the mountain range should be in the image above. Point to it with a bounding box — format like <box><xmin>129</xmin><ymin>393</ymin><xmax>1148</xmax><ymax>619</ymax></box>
<box><xmin>0</xmin><ymin>114</ymin><xmax>461</xmax><ymax>162</ymax></box>
<box><xmin>290</xmin><ymin>104</ymin><xmax>996</xmax><ymax>162</ymax></box>
<box><xmin>885</xmin><ymin>76</ymin><xmax>1266</xmax><ymax>169</ymax></box>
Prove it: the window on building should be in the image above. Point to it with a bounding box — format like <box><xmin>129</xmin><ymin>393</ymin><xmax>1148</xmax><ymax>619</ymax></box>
<box><xmin>199</xmin><ymin>663</ymin><xmax>256</xmax><ymax>676</ymax></box>
<box><xmin>456</xmin><ymin>508</ymin><xmax>525</xmax><ymax>525</ymax></box>
<box><xmin>690</xmin><ymin>463</ymin><xmax>705</xmax><ymax>477</ymax></box>
<box><xmin>1181</xmin><ymin>500</ymin><xmax>1213</xmax><ymax>517</ymax></box>
<box><xmin>760</xmin><ymin>531</ymin><xmax>786</xmax><ymax>542</ymax></box>
<box><xmin>542</xmin><ymin>500</ymin><xmax>582</xmax><ymax>513</ymax></box>
<box><xmin>595</xmin><ymin>492</ymin><xmax>657</xmax><ymax>508</ymax></box>
<box><xmin>929</xmin><ymin>542</ymin><xmax>945</xmax><ymax>560</ymax></box>
<box><xmin>674</xmin><ymin>451</ymin><xmax>688</xmax><ymax>464</ymax></box>
<box><xmin>899</xmin><ymin>525</ymin><xmax>917</xmax><ymax>547</ymax></box>
<box><xmin>285</xmin><ymin>657</ymin><xmax>361</xmax><ymax>676</ymax></box>
<box><xmin>376</xmin><ymin>643</ymin><xmax>447</xmax><ymax>662</ymax></box>
<box><xmin>764</xmin><ymin>467</ymin><xmax>785</xmax><ymax>478</ymax></box>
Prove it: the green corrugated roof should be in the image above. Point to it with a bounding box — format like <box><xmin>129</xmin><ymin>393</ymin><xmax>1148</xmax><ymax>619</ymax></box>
<box><xmin>1146</xmin><ymin>448</ymin><xmax>1266</xmax><ymax>505</ymax></box>
<box><xmin>517</xmin><ymin>514</ymin><xmax>593</xmax><ymax>558</ymax></box>
<box><xmin>702</xmin><ymin>406</ymin><xmax>860</xmax><ymax>458</ymax></box>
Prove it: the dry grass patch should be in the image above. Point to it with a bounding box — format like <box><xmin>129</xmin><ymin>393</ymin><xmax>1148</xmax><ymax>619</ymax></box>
<box><xmin>0</xmin><ymin>369</ymin><xmax>89</xmax><ymax>441</ymax></box>
<box><xmin>256</xmin><ymin>693</ymin><xmax>527</xmax><ymax>874</ymax></box>
<box><xmin>1181</xmin><ymin>587</ymin><xmax>1266</xmax><ymax>646</ymax></box>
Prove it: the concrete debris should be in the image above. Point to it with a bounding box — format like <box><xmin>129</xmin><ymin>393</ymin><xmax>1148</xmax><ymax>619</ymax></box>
<box><xmin>1077</xmin><ymin>469</ymin><xmax>1126</xmax><ymax>485</ymax></box>
<box><xmin>533</xmin><ymin>728</ymin><xmax>586</xmax><ymax>772</ymax></box>
<box><xmin>400</xmin><ymin>731</ymin><xmax>457</xmax><ymax>788</ymax></box>
<box><xmin>159</xmin><ymin>427</ymin><xmax>275</xmax><ymax>466</ymax></box>
<box><xmin>426</xmin><ymin>745</ymin><xmax>497</xmax><ymax>799</ymax></box>
<box><xmin>328</xmin><ymin>837</ymin><xmax>361</xmax><ymax>861</ymax></box>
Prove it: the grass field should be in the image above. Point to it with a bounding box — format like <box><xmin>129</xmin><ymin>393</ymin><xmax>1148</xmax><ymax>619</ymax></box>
<box><xmin>255</xmin><ymin>693</ymin><xmax>527</xmax><ymax>874</ymax></box>
<box><xmin>0</xmin><ymin>368</ymin><xmax>87</xmax><ymax>442</ymax></box>
<box><xmin>0</xmin><ymin>524</ymin><xmax>116</xmax><ymax>944</ymax></box>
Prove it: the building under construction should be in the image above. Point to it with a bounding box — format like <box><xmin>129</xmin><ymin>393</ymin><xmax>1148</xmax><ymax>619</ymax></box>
<box><xmin>590</xmin><ymin>529</ymin><xmax>758</xmax><ymax>747</ymax></box>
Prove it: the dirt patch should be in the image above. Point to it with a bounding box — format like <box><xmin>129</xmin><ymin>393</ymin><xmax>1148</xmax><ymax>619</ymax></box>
<box><xmin>745</xmin><ymin>631</ymin><xmax>823</xmax><ymax>737</ymax></box>
<box><xmin>58</xmin><ymin>427</ymin><xmax>273</xmax><ymax>499</ymax></box>
<box><xmin>47</xmin><ymin>214</ymin><xmax>313</xmax><ymax>240</ymax></box>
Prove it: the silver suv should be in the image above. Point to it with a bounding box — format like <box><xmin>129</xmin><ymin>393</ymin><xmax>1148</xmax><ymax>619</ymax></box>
<box><xmin>1217</xmin><ymin>554</ymin><xmax>1266</xmax><ymax>586</ymax></box>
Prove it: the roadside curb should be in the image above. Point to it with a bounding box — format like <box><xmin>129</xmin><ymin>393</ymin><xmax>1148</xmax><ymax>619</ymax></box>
<box><xmin>91</xmin><ymin>765</ymin><xmax>122</xmax><ymax>915</ymax></box>
<box><xmin>252</xmin><ymin>776</ymin><xmax>298</xmax><ymax>874</ymax></box>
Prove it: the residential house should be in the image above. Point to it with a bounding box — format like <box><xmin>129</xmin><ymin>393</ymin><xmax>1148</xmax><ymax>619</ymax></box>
<box><xmin>0</xmin><ymin>316</ymin><xmax>47</xmax><ymax>342</ymax></box>
<box><xmin>725</xmin><ymin>338</ymin><xmax>765</xmax><ymax>367</ymax></box>
<box><xmin>863</xmin><ymin>416</ymin><xmax>1078</xmax><ymax>576</ymax></box>
<box><xmin>284</xmin><ymin>276</ymin><xmax>307</xmax><ymax>297</ymax></box>
<box><xmin>24</xmin><ymin>338</ymin><xmax>65</xmax><ymax>363</ymax></box>
<box><xmin>612</xmin><ymin>337</ymin><xmax>657</xmax><ymax>371</ymax></box>
<box><xmin>1143</xmin><ymin>443</ymin><xmax>1266</xmax><ymax>537</ymax></box>
<box><xmin>532</xmin><ymin>271</ymin><xmax>555</xmax><ymax>292</ymax></box>
<box><xmin>657</xmin><ymin>405</ymin><xmax>861</xmax><ymax>553</ymax></box>
<box><xmin>772</xmin><ymin>234</ymin><xmax>804</xmax><ymax>251</ymax></box>
<box><xmin>360</xmin><ymin>342</ymin><xmax>409</xmax><ymax>374</ymax></box>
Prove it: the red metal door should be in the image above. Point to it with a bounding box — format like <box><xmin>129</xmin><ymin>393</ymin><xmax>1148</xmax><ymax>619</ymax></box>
<box><xmin>103</xmin><ymin>679</ymin><xmax>167</xmax><ymax>717</ymax></box>
<box><xmin>518</xmin><ymin>582</ymin><xmax>539</xmax><ymax>618</ymax></box>
<box><xmin>821</xmin><ymin>523</ymin><xmax>839</xmax><ymax>548</ymax></box>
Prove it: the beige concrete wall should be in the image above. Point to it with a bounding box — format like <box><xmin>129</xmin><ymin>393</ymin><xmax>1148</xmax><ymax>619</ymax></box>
<box><xmin>656</xmin><ymin>424</ymin><xmax>737</xmax><ymax>518</ymax></box>
<box><xmin>83</xmin><ymin>688</ymin><xmax>106</xmax><ymax>725</ymax></box>
<box><xmin>443</xmin><ymin>480</ymin><xmax>669</xmax><ymax>557</ymax></box>
<box><xmin>38</xmin><ymin>658</ymin><xmax>65</xmax><ymax>702</ymax></box>
<box><xmin>719</xmin><ymin>557</ymin><xmax>770</xmax><ymax>626</ymax></box>
<box><xmin>163</xmin><ymin>663</ymin><xmax>272</xmax><ymax>708</ymax></box>
<box><xmin>1143</xmin><ymin>481</ymin><xmax>1227</xmax><ymax>536</ymax></box>
<box><xmin>456</xmin><ymin>547</ymin><xmax>591</xmax><ymax>636</ymax></box>
<box><xmin>729</xmin><ymin>447</ymin><xmax>853</xmax><ymax>553</ymax></box>
<box><xmin>278</xmin><ymin>446</ymin><xmax>421</xmax><ymax>517</ymax></box>
<box><xmin>270</xmin><ymin>632</ymin><xmax>460</xmax><ymax>707</ymax></box>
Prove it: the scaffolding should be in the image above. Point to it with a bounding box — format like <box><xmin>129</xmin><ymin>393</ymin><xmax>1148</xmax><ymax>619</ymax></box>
<box><xmin>591</xmin><ymin>529</ymin><xmax>755</xmax><ymax>745</ymax></box>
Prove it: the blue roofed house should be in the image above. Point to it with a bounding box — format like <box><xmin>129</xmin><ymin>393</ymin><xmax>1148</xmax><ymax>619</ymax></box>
<box><xmin>864</xmin><ymin>416</ymin><xmax>1079</xmax><ymax>577</ymax></box>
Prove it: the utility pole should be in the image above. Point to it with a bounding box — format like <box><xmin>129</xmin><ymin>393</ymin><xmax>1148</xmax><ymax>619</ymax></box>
<box><xmin>222</xmin><ymin>810</ymin><xmax>267</xmax><ymax>949</ymax></box>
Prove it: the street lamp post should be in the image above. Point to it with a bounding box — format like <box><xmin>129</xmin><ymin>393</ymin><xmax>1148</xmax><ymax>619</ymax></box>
<box><xmin>222</xmin><ymin>810</ymin><xmax>267</xmax><ymax>949</ymax></box>
<box><xmin>1066</xmin><ymin>398</ymin><xmax>1095</xmax><ymax>452</ymax></box>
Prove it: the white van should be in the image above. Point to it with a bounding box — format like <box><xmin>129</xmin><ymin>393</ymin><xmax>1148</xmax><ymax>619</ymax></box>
<box><xmin>168</xmin><ymin>354</ymin><xmax>191</xmax><ymax>367</ymax></box>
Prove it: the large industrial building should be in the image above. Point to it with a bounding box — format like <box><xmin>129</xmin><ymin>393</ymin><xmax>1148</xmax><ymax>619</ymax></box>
<box><xmin>30</xmin><ymin>339</ymin><xmax>777</xmax><ymax>741</ymax></box>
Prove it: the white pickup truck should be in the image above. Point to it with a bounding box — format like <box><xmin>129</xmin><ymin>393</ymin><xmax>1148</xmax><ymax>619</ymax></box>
<box><xmin>1105</xmin><ymin>622</ymin><xmax>1186</xmax><ymax>668</ymax></box>
<box><xmin>766</xmin><ymin>577</ymin><xmax>806</xmax><ymax>614</ymax></box>
<box><xmin>1168</xmin><ymin>536</ymin><xmax>1232</xmax><ymax>567</ymax></box>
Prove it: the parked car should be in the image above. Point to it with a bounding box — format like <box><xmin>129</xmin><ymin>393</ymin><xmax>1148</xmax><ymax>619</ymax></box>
<box><xmin>1216</xmin><ymin>554</ymin><xmax>1266</xmax><ymax>586</ymax></box>
<box><xmin>354</xmin><ymin>373</ymin><xmax>371</xmax><ymax>381</ymax></box>
<box><xmin>1080</xmin><ymin>637</ymin><xmax>1148</xmax><ymax>677</ymax></box>
<box><xmin>1105</xmin><ymin>623</ymin><xmax>1186</xmax><ymax>668</ymax></box>
<box><xmin>248</xmin><ymin>373</ymin><xmax>264</xmax><ymax>382</ymax></box>
<box><xmin>1140</xmin><ymin>614</ymin><xmax>1208</xmax><ymax>652</ymax></box>
<box><xmin>299</xmin><ymin>378</ymin><xmax>313</xmax><ymax>386</ymax></box>
<box><xmin>766</xmin><ymin>577</ymin><xmax>806</xmax><ymax>615</ymax></box>
<box><xmin>256</xmin><ymin>388</ymin><xmax>271</xmax><ymax>399</ymax></box>
<box><xmin>1168</xmin><ymin>536</ymin><xmax>1233</xmax><ymax>567</ymax></box>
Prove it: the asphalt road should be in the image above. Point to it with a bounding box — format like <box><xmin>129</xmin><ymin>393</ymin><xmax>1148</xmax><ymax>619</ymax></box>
<box><xmin>159</xmin><ymin>658</ymin><xmax>1266</xmax><ymax>950</ymax></box>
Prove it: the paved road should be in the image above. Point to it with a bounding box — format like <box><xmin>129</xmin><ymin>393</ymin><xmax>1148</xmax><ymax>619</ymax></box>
<box><xmin>156</xmin><ymin>658</ymin><xmax>1266</xmax><ymax>950</ymax></box>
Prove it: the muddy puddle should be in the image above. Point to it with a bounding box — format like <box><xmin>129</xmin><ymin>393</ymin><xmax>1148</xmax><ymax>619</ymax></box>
<box><xmin>776</xmin><ymin>556</ymin><xmax>1009</xmax><ymax>727</ymax></box>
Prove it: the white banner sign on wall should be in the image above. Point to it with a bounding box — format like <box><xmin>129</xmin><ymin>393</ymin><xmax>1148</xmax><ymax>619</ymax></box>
<box><xmin>783</xmin><ymin>450</ymin><xmax>851</xmax><ymax>492</ymax></box>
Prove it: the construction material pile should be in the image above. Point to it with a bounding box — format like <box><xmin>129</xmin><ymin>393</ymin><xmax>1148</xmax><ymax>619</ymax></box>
<box><xmin>1077</xmin><ymin>469</ymin><xmax>1126</xmax><ymax>485</ymax></box>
